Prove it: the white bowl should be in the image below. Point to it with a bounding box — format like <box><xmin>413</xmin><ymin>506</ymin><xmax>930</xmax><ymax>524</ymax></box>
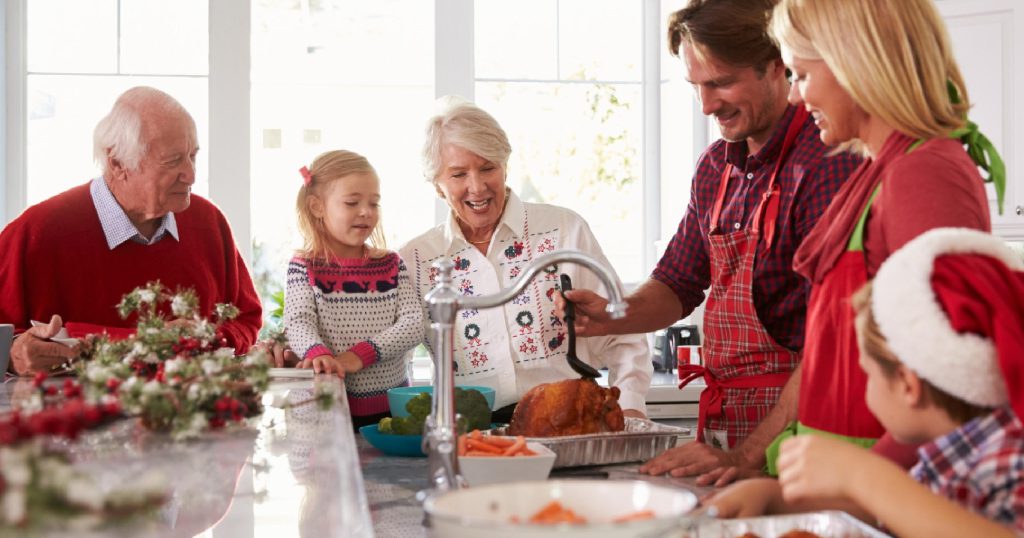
<box><xmin>457</xmin><ymin>441</ymin><xmax>556</xmax><ymax>487</ymax></box>
<box><xmin>424</xmin><ymin>479</ymin><xmax>698</xmax><ymax>538</ymax></box>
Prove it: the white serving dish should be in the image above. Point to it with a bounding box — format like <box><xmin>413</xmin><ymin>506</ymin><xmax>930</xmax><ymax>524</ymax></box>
<box><xmin>424</xmin><ymin>479</ymin><xmax>698</xmax><ymax>538</ymax></box>
<box><xmin>457</xmin><ymin>441</ymin><xmax>556</xmax><ymax>487</ymax></box>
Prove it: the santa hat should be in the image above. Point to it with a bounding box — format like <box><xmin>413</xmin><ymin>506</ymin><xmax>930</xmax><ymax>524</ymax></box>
<box><xmin>872</xmin><ymin>228</ymin><xmax>1024</xmax><ymax>418</ymax></box>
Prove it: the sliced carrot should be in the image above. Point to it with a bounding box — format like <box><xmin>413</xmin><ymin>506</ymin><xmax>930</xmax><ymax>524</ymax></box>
<box><xmin>465</xmin><ymin>450</ymin><xmax>501</xmax><ymax>456</ymax></box>
<box><xmin>611</xmin><ymin>510</ymin><xmax>656</xmax><ymax>523</ymax></box>
<box><xmin>480</xmin><ymin>435</ymin><xmax>515</xmax><ymax>448</ymax></box>
<box><xmin>502</xmin><ymin>436</ymin><xmax>527</xmax><ymax>456</ymax></box>
<box><xmin>466</xmin><ymin>439</ymin><xmax>504</xmax><ymax>454</ymax></box>
<box><xmin>457</xmin><ymin>434</ymin><xmax>468</xmax><ymax>456</ymax></box>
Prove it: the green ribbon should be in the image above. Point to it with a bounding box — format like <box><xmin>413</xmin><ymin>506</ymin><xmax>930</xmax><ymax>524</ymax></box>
<box><xmin>948</xmin><ymin>81</ymin><xmax>1006</xmax><ymax>214</ymax></box>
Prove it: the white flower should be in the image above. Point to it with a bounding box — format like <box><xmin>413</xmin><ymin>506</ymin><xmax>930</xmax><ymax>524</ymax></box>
<box><xmin>164</xmin><ymin>357</ymin><xmax>185</xmax><ymax>375</ymax></box>
<box><xmin>145</xmin><ymin>327</ymin><xmax>159</xmax><ymax>334</ymax></box>
<box><xmin>138</xmin><ymin>289</ymin><xmax>156</xmax><ymax>303</ymax></box>
<box><xmin>142</xmin><ymin>380</ymin><xmax>163</xmax><ymax>395</ymax></box>
<box><xmin>65</xmin><ymin>477</ymin><xmax>104</xmax><ymax>511</ymax></box>
<box><xmin>1</xmin><ymin>449</ymin><xmax>31</xmax><ymax>487</ymax></box>
<box><xmin>171</xmin><ymin>295</ymin><xmax>190</xmax><ymax>317</ymax></box>
<box><xmin>86</xmin><ymin>364</ymin><xmax>109</xmax><ymax>383</ymax></box>
<box><xmin>187</xmin><ymin>384</ymin><xmax>203</xmax><ymax>401</ymax></box>
<box><xmin>132</xmin><ymin>341</ymin><xmax>147</xmax><ymax>356</ymax></box>
<box><xmin>214</xmin><ymin>347</ymin><xmax>234</xmax><ymax>359</ymax></box>
<box><xmin>1</xmin><ymin>488</ymin><xmax>26</xmax><ymax>525</ymax></box>
<box><xmin>201</xmin><ymin>359</ymin><xmax>221</xmax><ymax>376</ymax></box>
<box><xmin>121</xmin><ymin>377</ymin><xmax>139</xmax><ymax>392</ymax></box>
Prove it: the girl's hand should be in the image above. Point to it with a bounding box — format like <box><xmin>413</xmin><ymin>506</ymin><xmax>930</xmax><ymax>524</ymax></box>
<box><xmin>335</xmin><ymin>351</ymin><xmax>363</xmax><ymax>374</ymax></box>
<box><xmin>701</xmin><ymin>478</ymin><xmax>783</xmax><ymax>518</ymax></box>
<box><xmin>298</xmin><ymin>355</ymin><xmax>344</xmax><ymax>377</ymax></box>
<box><xmin>777</xmin><ymin>435</ymin><xmax>865</xmax><ymax>502</ymax></box>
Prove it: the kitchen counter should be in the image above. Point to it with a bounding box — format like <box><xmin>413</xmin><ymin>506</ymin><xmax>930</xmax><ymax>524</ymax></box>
<box><xmin>360</xmin><ymin>419</ymin><xmax>706</xmax><ymax>538</ymax></box>
<box><xmin>1</xmin><ymin>375</ymin><xmax>704</xmax><ymax>537</ymax></box>
<box><xmin>0</xmin><ymin>376</ymin><xmax>374</xmax><ymax>538</ymax></box>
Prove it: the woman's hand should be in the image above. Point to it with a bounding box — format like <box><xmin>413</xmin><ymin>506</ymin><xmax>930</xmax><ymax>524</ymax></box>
<box><xmin>257</xmin><ymin>340</ymin><xmax>299</xmax><ymax>367</ymax></box>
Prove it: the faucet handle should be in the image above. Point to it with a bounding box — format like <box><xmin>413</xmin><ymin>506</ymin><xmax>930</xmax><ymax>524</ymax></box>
<box><xmin>432</xmin><ymin>259</ymin><xmax>455</xmax><ymax>284</ymax></box>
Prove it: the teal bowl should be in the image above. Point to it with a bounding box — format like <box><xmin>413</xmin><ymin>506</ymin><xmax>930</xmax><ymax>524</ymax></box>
<box><xmin>387</xmin><ymin>385</ymin><xmax>496</xmax><ymax>418</ymax></box>
<box><xmin>359</xmin><ymin>424</ymin><xmax>425</xmax><ymax>457</ymax></box>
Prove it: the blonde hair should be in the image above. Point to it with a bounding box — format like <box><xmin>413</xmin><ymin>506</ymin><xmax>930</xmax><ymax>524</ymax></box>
<box><xmin>422</xmin><ymin>97</ymin><xmax>512</xmax><ymax>183</ymax></box>
<box><xmin>852</xmin><ymin>282</ymin><xmax>990</xmax><ymax>424</ymax></box>
<box><xmin>769</xmin><ymin>0</ymin><xmax>970</xmax><ymax>155</ymax></box>
<box><xmin>295</xmin><ymin>150</ymin><xmax>387</xmax><ymax>262</ymax></box>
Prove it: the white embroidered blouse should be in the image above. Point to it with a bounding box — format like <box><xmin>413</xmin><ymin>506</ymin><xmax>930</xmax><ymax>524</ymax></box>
<box><xmin>399</xmin><ymin>191</ymin><xmax>652</xmax><ymax>412</ymax></box>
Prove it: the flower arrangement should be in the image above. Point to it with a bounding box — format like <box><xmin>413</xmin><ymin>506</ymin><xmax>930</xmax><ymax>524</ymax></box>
<box><xmin>0</xmin><ymin>391</ymin><xmax>168</xmax><ymax>528</ymax></box>
<box><xmin>74</xmin><ymin>281</ymin><xmax>271</xmax><ymax>440</ymax></box>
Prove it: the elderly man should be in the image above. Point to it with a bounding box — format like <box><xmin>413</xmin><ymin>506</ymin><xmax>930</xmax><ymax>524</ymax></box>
<box><xmin>0</xmin><ymin>86</ymin><xmax>261</xmax><ymax>375</ymax></box>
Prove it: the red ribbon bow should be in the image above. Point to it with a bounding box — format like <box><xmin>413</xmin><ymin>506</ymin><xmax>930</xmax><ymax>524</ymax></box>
<box><xmin>299</xmin><ymin>166</ymin><xmax>312</xmax><ymax>186</ymax></box>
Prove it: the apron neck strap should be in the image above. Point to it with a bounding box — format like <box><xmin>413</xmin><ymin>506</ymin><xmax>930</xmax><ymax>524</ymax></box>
<box><xmin>709</xmin><ymin>106</ymin><xmax>809</xmax><ymax>252</ymax></box>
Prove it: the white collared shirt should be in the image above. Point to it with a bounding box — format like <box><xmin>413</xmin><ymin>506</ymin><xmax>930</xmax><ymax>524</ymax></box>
<box><xmin>399</xmin><ymin>191</ymin><xmax>651</xmax><ymax>412</ymax></box>
<box><xmin>90</xmin><ymin>177</ymin><xmax>178</xmax><ymax>249</ymax></box>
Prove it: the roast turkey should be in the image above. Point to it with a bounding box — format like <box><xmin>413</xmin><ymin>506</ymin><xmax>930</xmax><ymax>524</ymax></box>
<box><xmin>508</xmin><ymin>378</ymin><xmax>626</xmax><ymax>437</ymax></box>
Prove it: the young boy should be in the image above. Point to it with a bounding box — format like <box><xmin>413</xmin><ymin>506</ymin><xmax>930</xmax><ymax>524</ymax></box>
<box><xmin>705</xmin><ymin>228</ymin><xmax>1024</xmax><ymax>537</ymax></box>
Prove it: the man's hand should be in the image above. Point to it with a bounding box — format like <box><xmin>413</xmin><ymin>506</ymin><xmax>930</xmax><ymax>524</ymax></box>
<box><xmin>638</xmin><ymin>440</ymin><xmax>762</xmax><ymax>486</ymax></box>
<box><xmin>553</xmin><ymin>289</ymin><xmax>614</xmax><ymax>337</ymax></box>
<box><xmin>10</xmin><ymin>315</ymin><xmax>79</xmax><ymax>375</ymax></box>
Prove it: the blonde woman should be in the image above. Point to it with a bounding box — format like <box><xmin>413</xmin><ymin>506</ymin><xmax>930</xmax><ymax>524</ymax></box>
<box><xmin>761</xmin><ymin>0</ymin><xmax>1003</xmax><ymax>473</ymax></box>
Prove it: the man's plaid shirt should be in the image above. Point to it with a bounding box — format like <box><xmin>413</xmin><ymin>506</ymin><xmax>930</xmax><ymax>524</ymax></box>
<box><xmin>652</xmin><ymin>105</ymin><xmax>862</xmax><ymax>351</ymax></box>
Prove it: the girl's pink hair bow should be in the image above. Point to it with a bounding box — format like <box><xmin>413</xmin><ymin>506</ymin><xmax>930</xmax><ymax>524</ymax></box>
<box><xmin>299</xmin><ymin>166</ymin><xmax>312</xmax><ymax>186</ymax></box>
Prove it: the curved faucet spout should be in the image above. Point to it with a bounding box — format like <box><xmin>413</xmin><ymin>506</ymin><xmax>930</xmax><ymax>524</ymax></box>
<box><xmin>422</xmin><ymin>249</ymin><xmax>627</xmax><ymax>493</ymax></box>
<box><xmin>459</xmin><ymin>250</ymin><xmax>628</xmax><ymax>318</ymax></box>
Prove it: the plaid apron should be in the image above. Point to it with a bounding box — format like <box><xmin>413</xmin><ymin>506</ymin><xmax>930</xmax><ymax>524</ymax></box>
<box><xmin>679</xmin><ymin>107</ymin><xmax>807</xmax><ymax>450</ymax></box>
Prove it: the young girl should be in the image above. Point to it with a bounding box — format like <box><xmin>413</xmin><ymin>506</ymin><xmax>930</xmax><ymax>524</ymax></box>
<box><xmin>285</xmin><ymin>150</ymin><xmax>423</xmax><ymax>428</ymax></box>
<box><xmin>705</xmin><ymin>228</ymin><xmax>1024</xmax><ymax>537</ymax></box>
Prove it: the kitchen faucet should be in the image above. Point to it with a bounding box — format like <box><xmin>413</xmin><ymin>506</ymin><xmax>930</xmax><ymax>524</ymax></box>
<box><xmin>422</xmin><ymin>250</ymin><xmax>628</xmax><ymax>492</ymax></box>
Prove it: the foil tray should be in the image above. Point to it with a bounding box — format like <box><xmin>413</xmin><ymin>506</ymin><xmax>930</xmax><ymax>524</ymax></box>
<box><xmin>489</xmin><ymin>417</ymin><xmax>689</xmax><ymax>468</ymax></box>
<box><xmin>692</xmin><ymin>510</ymin><xmax>891</xmax><ymax>538</ymax></box>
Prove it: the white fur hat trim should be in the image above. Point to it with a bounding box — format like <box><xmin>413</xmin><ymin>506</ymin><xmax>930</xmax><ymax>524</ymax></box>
<box><xmin>872</xmin><ymin>228</ymin><xmax>1024</xmax><ymax>408</ymax></box>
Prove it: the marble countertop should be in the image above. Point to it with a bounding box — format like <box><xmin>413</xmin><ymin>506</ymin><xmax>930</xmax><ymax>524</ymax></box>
<box><xmin>0</xmin><ymin>376</ymin><xmax>374</xmax><ymax>538</ymax></box>
<box><xmin>358</xmin><ymin>420</ymin><xmax>707</xmax><ymax>538</ymax></box>
<box><xmin>1</xmin><ymin>375</ymin><xmax>704</xmax><ymax>537</ymax></box>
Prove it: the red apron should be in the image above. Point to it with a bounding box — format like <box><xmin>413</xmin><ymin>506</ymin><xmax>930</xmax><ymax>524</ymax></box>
<box><xmin>797</xmin><ymin>186</ymin><xmax>885</xmax><ymax>440</ymax></box>
<box><xmin>679</xmin><ymin>108</ymin><xmax>807</xmax><ymax>450</ymax></box>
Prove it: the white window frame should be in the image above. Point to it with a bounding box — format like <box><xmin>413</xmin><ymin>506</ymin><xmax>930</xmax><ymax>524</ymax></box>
<box><xmin>3</xmin><ymin>0</ymin><xmax>706</xmax><ymax>275</ymax></box>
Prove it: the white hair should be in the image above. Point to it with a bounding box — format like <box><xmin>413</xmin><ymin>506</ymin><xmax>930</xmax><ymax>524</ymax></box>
<box><xmin>93</xmin><ymin>86</ymin><xmax>190</xmax><ymax>176</ymax></box>
<box><xmin>422</xmin><ymin>96</ymin><xmax>512</xmax><ymax>182</ymax></box>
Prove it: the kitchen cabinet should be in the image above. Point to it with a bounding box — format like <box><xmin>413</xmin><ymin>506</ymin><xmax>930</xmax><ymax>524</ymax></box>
<box><xmin>938</xmin><ymin>0</ymin><xmax>1024</xmax><ymax>238</ymax></box>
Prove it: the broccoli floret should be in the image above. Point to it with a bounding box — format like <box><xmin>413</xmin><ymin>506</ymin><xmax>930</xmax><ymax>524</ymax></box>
<box><xmin>454</xmin><ymin>388</ymin><xmax>492</xmax><ymax>432</ymax></box>
<box><xmin>404</xmin><ymin>392</ymin><xmax>433</xmax><ymax>420</ymax></box>
<box><xmin>378</xmin><ymin>415</ymin><xmax>423</xmax><ymax>435</ymax></box>
<box><xmin>390</xmin><ymin>415</ymin><xmax>426</xmax><ymax>435</ymax></box>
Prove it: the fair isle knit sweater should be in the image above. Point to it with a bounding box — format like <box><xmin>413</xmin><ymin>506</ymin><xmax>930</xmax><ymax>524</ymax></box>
<box><xmin>284</xmin><ymin>251</ymin><xmax>423</xmax><ymax>416</ymax></box>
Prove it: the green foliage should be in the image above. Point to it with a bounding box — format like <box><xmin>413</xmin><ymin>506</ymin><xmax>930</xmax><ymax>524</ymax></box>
<box><xmin>377</xmin><ymin>389</ymin><xmax>492</xmax><ymax>435</ymax></box>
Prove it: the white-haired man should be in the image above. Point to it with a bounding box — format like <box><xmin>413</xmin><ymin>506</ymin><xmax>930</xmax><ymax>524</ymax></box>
<box><xmin>0</xmin><ymin>86</ymin><xmax>261</xmax><ymax>375</ymax></box>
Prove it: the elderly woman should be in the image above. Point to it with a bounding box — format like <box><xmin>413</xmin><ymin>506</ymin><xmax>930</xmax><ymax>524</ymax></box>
<box><xmin>399</xmin><ymin>99</ymin><xmax>652</xmax><ymax>422</ymax></box>
<box><xmin>758</xmin><ymin>0</ymin><xmax>1001</xmax><ymax>473</ymax></box>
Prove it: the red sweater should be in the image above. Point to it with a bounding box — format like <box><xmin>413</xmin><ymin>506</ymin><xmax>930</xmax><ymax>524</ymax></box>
<box><xmin>0</xmin><ymin>183</ymin><xmax>262</xmax><ymax>352</ymax></box>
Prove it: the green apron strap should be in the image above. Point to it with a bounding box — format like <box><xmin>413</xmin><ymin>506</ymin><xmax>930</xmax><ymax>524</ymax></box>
<box><xmin>946</xmin><ymin>80</ymin><xmax>1006</xmax><ymax>213</ymax></box>
<box><xmin>846</xmin><ymin>184</ymin><xmax>883</xmax><ymax>252</ymax></box>
<box><xmin>764</xmin><ymin>421</ymin><xmax>878</xmax><ymax>476</ymax></box>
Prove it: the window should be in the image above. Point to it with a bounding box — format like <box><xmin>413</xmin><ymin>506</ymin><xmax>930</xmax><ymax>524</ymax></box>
<box><xmin>249</xmin><ymin>0</ymin><xmax>437</xmax><ymax>322</ymax></box>
<box><xmin>6</xmin><ymin>0</ymin><xmax>704</xmax><ymax>329</ymax></box>
<box><xmin>24</xmin><ymin>0</ymin><xmax>209</xmax><ymax>205</ymax></box>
